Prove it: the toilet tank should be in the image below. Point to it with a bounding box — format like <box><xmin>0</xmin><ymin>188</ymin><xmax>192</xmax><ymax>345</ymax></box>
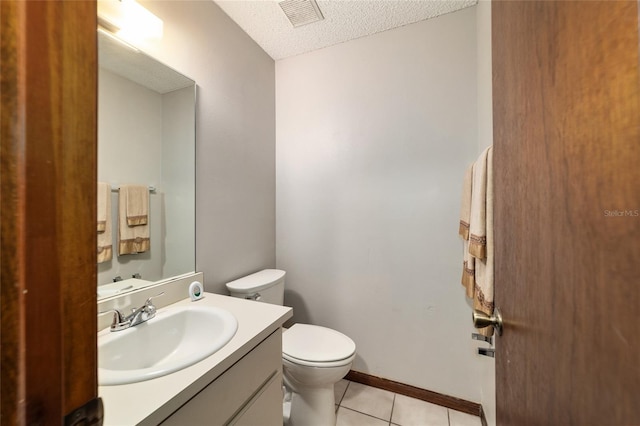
<box><xmin>225</xmin><ymin>269</ymin><xmax>285</xmax><ymax>305</ymax></box>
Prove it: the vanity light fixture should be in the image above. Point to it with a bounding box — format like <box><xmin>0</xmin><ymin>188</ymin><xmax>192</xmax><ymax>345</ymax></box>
<box><xmin>97</xmin><ymin>27</ymin><xmax>139</xmax><ymax>53</ymax></box>
<box><xmin>97</xmin><ymin>0</ymin><xmax>163</xmax><ymax>44</ymax></box>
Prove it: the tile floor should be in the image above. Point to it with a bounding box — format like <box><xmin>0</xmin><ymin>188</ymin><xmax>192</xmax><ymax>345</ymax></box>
<box><xmin>334</xmin><ymin>380</ymin><xmax>482</xmax><ymax>426</ymax></box>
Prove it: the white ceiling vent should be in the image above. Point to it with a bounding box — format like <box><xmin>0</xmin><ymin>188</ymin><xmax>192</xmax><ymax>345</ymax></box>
<box><xmin>278</xmin><ymin>0</ymin><xmax>324</xmax><ymax>28</ymax></box>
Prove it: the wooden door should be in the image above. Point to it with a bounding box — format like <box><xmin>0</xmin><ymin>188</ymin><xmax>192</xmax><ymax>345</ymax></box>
<box><xmin>1</xmin><ymin>1</ymin><xmax>99</xmax><ymax>423</ymax></box>
<box><xmin>492</xmin><ymin>1</ymin><xmax>640</xmax><ymax>424</ymax></box>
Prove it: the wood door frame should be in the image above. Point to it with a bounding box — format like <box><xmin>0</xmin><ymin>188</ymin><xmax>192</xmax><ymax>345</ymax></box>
<box><xmin>1</xmin><ymin>1</ymin><xmax>98</xmax><ymax>423</ymax></box>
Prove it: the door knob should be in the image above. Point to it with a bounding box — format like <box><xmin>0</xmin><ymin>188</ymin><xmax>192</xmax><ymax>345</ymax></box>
<box><xmin>472</xmin><ymin>308</ymin><xmax>503</xmax><ymax>336</ymax></box>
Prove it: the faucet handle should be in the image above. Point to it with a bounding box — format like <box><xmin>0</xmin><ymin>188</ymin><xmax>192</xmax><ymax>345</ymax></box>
<box><xmin>99</xmin><ymin>309</ymin><xmax>128</xmax><ymax>331</ymax></box>
<box><xmin>144</xmin><ymin>291</ymin><xmax>165</xmax><ymax>307</ymax></box>
<box><xmin>99</xmin><ymin>308</ymin><xmax>124</xmax><ymax>321</ymax></box>
<box><xmin>142</xmin><ymin>292</ymin><xmax>165</xmax><ymax>318</ymax></box>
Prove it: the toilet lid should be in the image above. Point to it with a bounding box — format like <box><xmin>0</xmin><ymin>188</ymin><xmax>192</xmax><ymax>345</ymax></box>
<box><xmin>282</xmin><ymin>324</ymin><xmax>356</xmax><ymax>363</ymax></box>
<box><xmin>226</xmin><ymin>269</ymin><xmax>285</xmax><ymax>293</ymax></box>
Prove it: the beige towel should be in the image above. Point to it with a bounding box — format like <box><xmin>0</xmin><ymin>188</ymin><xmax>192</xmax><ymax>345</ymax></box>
<box><xmin>459</xmin><ymin>164</ymin><xmax>475</xmax><ymax>296</ymax></box>
<box><xmin>459</xmin><ymin>165</ymin><xmax>472</xmax><ymax>239</ymax></box>
<box><xmin>462</xmin><ymin>240</ymin><xmax>475</xmax><ymax>299</ymax></box>
<box><xmin>469</xmin><ymin>147</ymin><xmax>490</xmax><ymax>259</ymax></box>
<box><xmin>97</xmin><ymin>182</ymin><xmax>113</xmax><ymax>263</ymax></box>
<box><xmin>473</xmin><ymin>147</ymin><xmax>494</xmax><ymax>337</ymax></box>
<box><xmin>123</xmin><ymin>184</ymin><xmax>148</xmax><ymax>226</ymax></box>
<box><xmin>97</xmin><ymin>182</ymin><xmax>109</xmax><ymax>233</ymax></box>
<box><xmin>118</xmin><ymin>185</ymin><xmax>150</xmax><ymax>255</ymax></box>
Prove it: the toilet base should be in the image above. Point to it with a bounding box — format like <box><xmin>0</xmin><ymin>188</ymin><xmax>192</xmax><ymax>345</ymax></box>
<box><xmin>283</xmin><ymin>382</ymin><xmax>336</xmax><ymax>426</ymax></box>
<box><xmin>281</xmin><ymin>350</ymin><xmax>354</xmax><ymax>426</ymax></box>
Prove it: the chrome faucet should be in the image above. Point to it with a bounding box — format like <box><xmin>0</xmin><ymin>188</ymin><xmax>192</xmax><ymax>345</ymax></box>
<box><xmin>101</xmin><ymin>292</ymin><xmax>164</xmax><ymax>332</ymax></box>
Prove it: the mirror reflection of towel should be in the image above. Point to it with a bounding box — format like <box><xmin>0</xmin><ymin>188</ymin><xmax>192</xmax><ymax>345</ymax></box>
<box><xmin>97</xmin><ymin>182</ymin><xmax>113</xmax><ymax>263</ymax></box>
<box><xmin>118</xmin><ymin>184</ymin><xmax>150</xmax><ymax>255</ymax></box>
<box><xmin>124</xmin><ymin>185</ymin><xmax>148</xmax><ymax>226</ymax></box>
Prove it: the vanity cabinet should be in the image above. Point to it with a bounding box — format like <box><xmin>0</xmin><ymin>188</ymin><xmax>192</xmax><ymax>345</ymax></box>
<box><xmin>161</xmin><ymin>329</ymin><xmax>283</xmax><ymax>425</ymax></box>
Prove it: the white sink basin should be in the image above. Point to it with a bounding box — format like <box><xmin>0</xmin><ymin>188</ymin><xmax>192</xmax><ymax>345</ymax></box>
<box><xmin>99</xmin><ymin>305</ymin><xmax>238</xmax><ymax>385</ymax></box>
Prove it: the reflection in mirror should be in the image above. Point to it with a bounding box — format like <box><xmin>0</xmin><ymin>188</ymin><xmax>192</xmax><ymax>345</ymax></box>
<box><xmin>97</xmin><ymin>30</ymin><xmax>196</xmax><ymax>299</ymax></box>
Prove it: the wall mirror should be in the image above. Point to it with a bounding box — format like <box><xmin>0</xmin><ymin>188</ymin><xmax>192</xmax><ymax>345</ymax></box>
<box><xmin>97</xmin><ymin>29</ymin><xmax>196</xmax><ymax>299</ymax></box>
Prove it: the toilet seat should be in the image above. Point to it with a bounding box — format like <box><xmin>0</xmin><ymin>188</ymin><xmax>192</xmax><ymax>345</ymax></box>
<box><xmin>283</xmin><ymin>324</ymin><xmax>356</xmax><ymax>368</ymax></box>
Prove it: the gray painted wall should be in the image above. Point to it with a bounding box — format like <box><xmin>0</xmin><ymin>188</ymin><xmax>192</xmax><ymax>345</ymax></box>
<box><xmin>139</xmin><ymin>0</ymin><xmax>277</xmax><ymax>293</ymax></box>
<box><xmin>275</xmin><ymin>7</ymin><xmax>483</xmax><ymax>402</ymax></box>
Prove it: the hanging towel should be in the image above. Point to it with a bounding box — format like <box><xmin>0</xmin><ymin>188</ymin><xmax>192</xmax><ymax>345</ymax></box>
<box><xmin>459</xmin><ymin>164</ymin><xmax>475</xmax><ymax>297</ymax></box>
<box><xmin>462</xmin><ymin>240</ymin><xmax>475</xmax><ymax>299</ymax></box>
<box><xmin>473</xmin><ymin>147</ymin><xmax>494</xmax><ymax>337</ymax></box>
<box><xmin>459</xmin><ymin>165</ymin><xmax>472</xmax><ymax>239</ymax></box>
<box><xmin>469</xmin><ymin>147</ymin><xmax>490</xmax><ymax>259</ymax></box>
<box><xmin>97</xmin><ymin>182</ymin><xmax>113</xmax><ymax>263</ymax></box>
<box><xmin>118</xmin><ymin>184</ymin><xmax>150</xmax><ymax>255</ymax></box>
<box><xmin>123</xmin><ymin>184</ymin><xmax>148</xmax><ymax>226</ymax></box>
<box><xmin>97</xmin><ymin>182</ymin><xmax>109</xmax><ymax>233</ymax></box>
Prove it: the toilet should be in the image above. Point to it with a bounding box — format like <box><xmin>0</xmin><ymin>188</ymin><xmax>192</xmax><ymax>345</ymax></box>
<box><xmin>226</xmin><ymin>269</ymin><xmax>356</xmax><ymax>426</ymax></box>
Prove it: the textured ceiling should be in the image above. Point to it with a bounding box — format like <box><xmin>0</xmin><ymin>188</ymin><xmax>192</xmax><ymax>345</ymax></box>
<box><xmin>214</xmin><ymin>0</ymin><xmax>477</xmax><ymax>60</ymax></box>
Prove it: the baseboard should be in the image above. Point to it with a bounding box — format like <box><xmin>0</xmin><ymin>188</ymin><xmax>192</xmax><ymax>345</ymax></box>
<box><xmin>480</xmin><ymin>405</ymin><xmax>488</xmax><ymax>426</ymax></box>
<box><xmin>345</xmin><ymin>370</ymin><xmax>482</xmax><ymax>418</ymax></box>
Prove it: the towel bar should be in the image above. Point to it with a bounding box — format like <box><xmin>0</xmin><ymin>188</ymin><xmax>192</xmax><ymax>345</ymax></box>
<box><xmin>110</xmin><ymin>185</ymin><xmax>156</xmax><ymax>193</ymax></box>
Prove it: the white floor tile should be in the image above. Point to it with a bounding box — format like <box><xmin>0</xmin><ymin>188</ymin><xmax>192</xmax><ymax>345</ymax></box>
<box><xmin>340</xmin><ymin>382</ymin><xmax>395</xmax><ymax>421</ymax></box>
<box><xmin>449</xmin><ymin>409</ymin><xmax>482</xmax><ymax>426</ymax></box>
<box><xmin>391</xmin><ymin>394</ymin><xmax>449</xmax><ymax>426</ymax></box>
<box><xmin>334</xmin><ymin>379</ymin><xmax>349</xmax><ymax>405</ymax></box>
<box><xmin>336</xmin><ymin>407</ymin><xmax>390</xmax><ymax>426</ymax></box>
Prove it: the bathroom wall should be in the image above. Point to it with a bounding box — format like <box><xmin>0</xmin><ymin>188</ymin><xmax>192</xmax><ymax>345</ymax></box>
<box><xmin>276</xmin><ymin>6</ymin><xmax>483</xmax><ymax>402</ymax></box>
<box><xmin>476</xmin><ymin>1</ymin><xmax>496</xmax><ymax>424</ymax></box>
<box><xmin>137</xmin><ymin>0</ymin><xmax>277</xmax><ymax>292</ymax></box>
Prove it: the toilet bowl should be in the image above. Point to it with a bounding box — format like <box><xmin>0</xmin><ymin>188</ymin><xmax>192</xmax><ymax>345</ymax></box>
<box><xmin>282</xmin><ymin>323</ymin><xmax>356</xmax><ymax>426</ymax></box>
<box><xmin>226</xmin><ymin>270</ymin><xmax>356</xmax><ymax>426</ymax></box>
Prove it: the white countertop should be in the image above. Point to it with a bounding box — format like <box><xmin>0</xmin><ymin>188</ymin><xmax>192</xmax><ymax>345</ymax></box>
<box><xmin>99</xmin><ymin>292</ymin><xmax>292</xmax><ymax>426</ymax></box>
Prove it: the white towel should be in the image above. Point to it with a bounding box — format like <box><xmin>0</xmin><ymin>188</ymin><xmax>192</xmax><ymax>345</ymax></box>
<box><xmin>97</xmin><ymin>182</ymin><xmax>113</xmax><ymax>263</ymax></box>
<box><xmin>472</xmin><ymin>147</ymin><xmax>494</xmax><ymax>337</ymax></box>
<box><xmin>118</xmin><ymin>185</ymin><xmax>150</xmax><ymax>255</ymax></box>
